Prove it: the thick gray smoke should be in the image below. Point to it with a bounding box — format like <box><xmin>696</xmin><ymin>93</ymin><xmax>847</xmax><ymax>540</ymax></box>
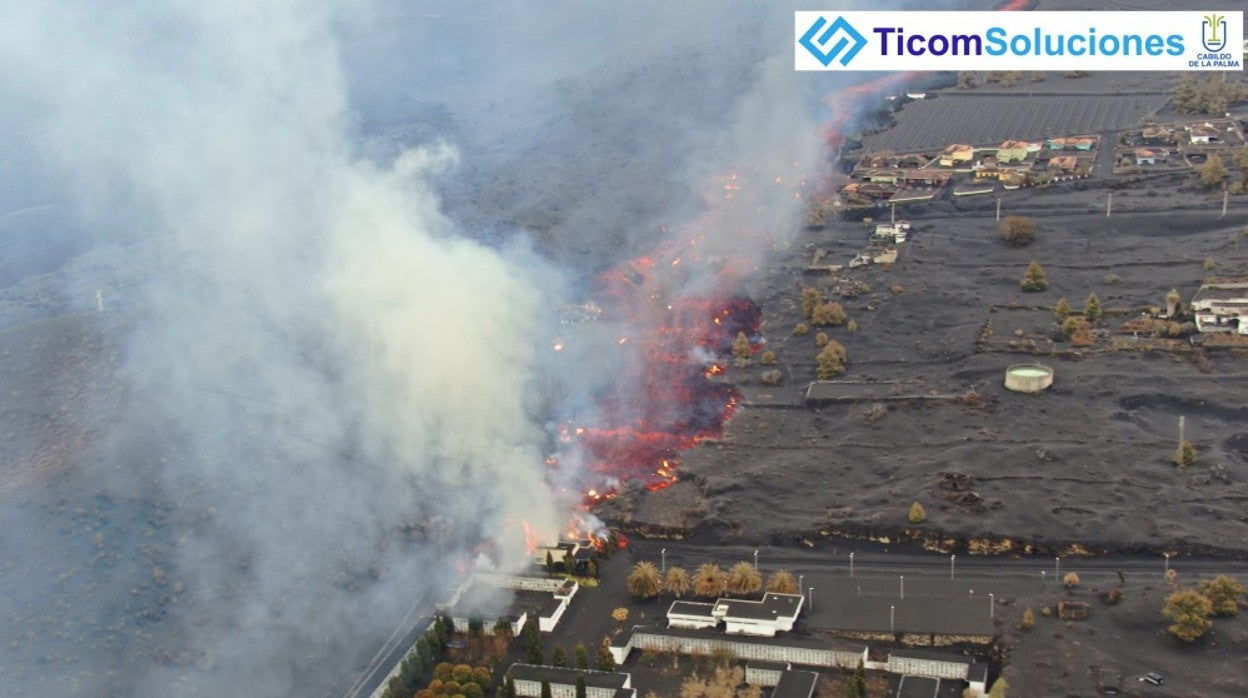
<box><xmin>1</xmin><ymin>2</ymin><xmax>561</xmax><ymax>696</ymax></box>
<box><xmin>0</xmin><ymin>0</ymin><xmax>937</xmax><ymax>695</ymax></box>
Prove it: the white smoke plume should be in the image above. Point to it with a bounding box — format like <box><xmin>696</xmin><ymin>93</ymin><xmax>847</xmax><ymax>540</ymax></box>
<box><xmin>1</xmin><ymin>1</ymin><xmax>560</xmax><ymax>695</ymax></box>
<box><xmin>0</xmin><ymin>0</ymin><xmax>946</xmax><ymax>695</ymax></box>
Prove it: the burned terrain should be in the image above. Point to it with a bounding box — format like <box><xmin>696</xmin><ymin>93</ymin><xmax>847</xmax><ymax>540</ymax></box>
<box><xmin>602</xmin><ymin>200</ymin><xmax>1248</xmax><ymax>559</ymax></box>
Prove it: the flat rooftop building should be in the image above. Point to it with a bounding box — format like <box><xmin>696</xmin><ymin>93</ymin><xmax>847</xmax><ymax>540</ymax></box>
<box><xmin>506</xmin><ymin>664</ymin><xmax>633</xmax><ymax>698</ymax></box>
<box><xmin>772</xmin><ymin>670</ymin><xmax>819</xmax><ymax>698</ymax></box>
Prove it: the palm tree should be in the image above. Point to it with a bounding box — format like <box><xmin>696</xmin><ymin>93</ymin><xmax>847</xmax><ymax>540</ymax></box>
<box><xmin>664</xmin><ymin>566</ymin><xmax>691</xmax><ymax>598</ymax></box>
<box><xmin>693</xmin><ymin>563</ymin><xmax>727</xmax><ymax>598</ymax></box>
<box><xmin>627</xmin><ymin>561</ymin><xmax>662</xmax><ymax>599</ymax></box>
<box><xmin>765</xmin><ymin>570</ymin><xmax>798</xmax><ymax>594</ymax></box>
<box><xmin>726</xmin><ymin>561</ymin><xmax>762</xmax><ymax>597</ymax></box>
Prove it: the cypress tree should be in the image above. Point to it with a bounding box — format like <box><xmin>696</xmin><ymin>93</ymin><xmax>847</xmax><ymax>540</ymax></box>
<box><xmin>574</xmin><ymin>643</ymin><xmax>589</xmax><ymax>670</ymax></box>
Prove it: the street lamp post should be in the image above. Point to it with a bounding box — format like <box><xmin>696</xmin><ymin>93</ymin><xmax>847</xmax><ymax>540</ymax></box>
<box><xmin>1055</xmin><ymin>556</ymin><xmax>1061</xmax><ymax>578</ymax></box>
<box><xmin>661</xmin><ymin>548</ymin><xmax>666</xmax><ymax>574</ymax></box>
<box><xmin>798</xmin><ymin>574</ymin><xmax>804</xmax><ymax>595</ymax></box>
<box><xmin>890</xmin><ymin>605</ymin><xmax>895</xmax><ymax>633</ymax></box>
<box><xmin>808</xmin><ymin>587</ymin><xmax>814</xmax><ymax>612</ymax></box>
<box><xmin>753</xmin><ymin>549</ymin><xmax>759</xmax><ymax>571</ymax></box>
<box><xmin>900</xmin><ymin>575</ymin><xmax>905</xmax><ymax>599</ymax></box>
<box><xmin>950</xmin><ymin>553</ymin><xmax>956</xmax><ymax>580</ymax></box>
<box><xmin>989</xmin><ymin>593</ymin><xmax>995</xmax><ymax>620</ymax></box>
<box><xmin>1164</xmin><ymin>552</ymin><xmax>1170</xmax><ymax>576</ymax></box>
<box><xmin>849</xmin><ymin>552</ymin><xmax>854</xmax><ymax>578</ymax></box>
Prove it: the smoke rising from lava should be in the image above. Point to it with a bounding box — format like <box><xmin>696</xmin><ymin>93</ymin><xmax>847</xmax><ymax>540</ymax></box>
<box><xmin>0</xmin><ymin>1</ymin><xmax>564</xmax><ymax>695</ymax></box>
<box><xmin>0</xmin><ymin>0</ymin><xmax>929</xmax><ymax>695</ymax></box>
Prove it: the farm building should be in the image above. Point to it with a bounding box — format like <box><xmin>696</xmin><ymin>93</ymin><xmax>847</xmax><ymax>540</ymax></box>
<box><xmin>1135</xmin><ymin>148</ymin><xmax>1163</xmax><ymax>165</ymax></box>
<box><xmin>1192</xmin><ymin>283</ymin><xmax>1248</xmax><ymax>335</ymax></box>
<box><xmin>1048</xmin><ymin>154</ymin><xmax>1079</xmax><ymax>172</ymax></box>
<box><xmin>938</xmin><ymin>144</ymin><xmax>974</xmax><ymax>167</ymax></box>
<box><xmin>995</xmin><ymin>140</ymin><xmax>1031</xmax><ymax>163</ymax></box>
<box><xmin>1045</xmin><ymin>136</ymin><xmax>1095</xmax><ymax>150</ymax></box>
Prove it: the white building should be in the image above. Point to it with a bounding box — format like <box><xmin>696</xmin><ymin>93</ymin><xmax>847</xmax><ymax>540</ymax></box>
<box><xmin>1192</xmin><ymin>283</ymin><xmax>1248</xmax><ymax>335</ymax></box>
<box><xmin>610</xmin><ymin>627</ymin><xmax>866</xmax><ymax>669</ymax></box>
<box><xmin>444</xmin><ymin>575</ymin><xmax>578</xmax><ymax>634</ymax></box>
<box><xmin>772</xmin><ymin>670</ymin><xmax>819</xmax><ymax>698</ymax></box>
<box><xmin>745</xmin><ymin>661</ymin><xmax>790</xmax><ymax>687</ymax></box>
<box><xmin>886</xmin><ymin>650</ymin><xmax>973</xmax><ymax>680</ymax></box>
<box><xmin>667</xmin><ymin>601</ymin><xmax>717</xmax><ymax>630</ymax></box>
<box><xmin>712</xmin><ymin>592</ymin><xmax>804</xmax><ymax>636</ymax></box>
<box><xmin>506</xmin><ymin>664</ymin><xmax>634</xmax><ymax>698</ymax></box>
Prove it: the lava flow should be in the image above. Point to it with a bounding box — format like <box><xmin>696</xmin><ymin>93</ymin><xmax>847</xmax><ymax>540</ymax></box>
<box><xmin>574</xmin><ymin>289</ymin><xmax>760</xmax><ymax>498</ymax></box>
<box><xmin>560</xmin><ymin>0</ymin><xmax>1034</xmax><ymax>506</ymax></box>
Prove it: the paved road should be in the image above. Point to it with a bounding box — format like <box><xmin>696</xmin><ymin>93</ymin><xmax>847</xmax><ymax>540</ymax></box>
<box><xmin>628</xmin><ymin>539</ymin><xmax>1248</xmax><ymax>582</ymax></box>
<box><xmin>341</xmin><ymin>537</ymin><xmax>1248</xmax><ymax>697</ymax></box>
<box><xmin>342</xmin><ymin>590</ymin><xmax>435</xmax><ymax>698</ymax></box>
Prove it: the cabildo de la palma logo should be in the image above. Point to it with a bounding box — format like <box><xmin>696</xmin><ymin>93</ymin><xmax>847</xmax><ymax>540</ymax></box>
<box><xmin>795</xmin><ymin>10</ymin><xmax>1243</xmax><ymax>71</ymax></box>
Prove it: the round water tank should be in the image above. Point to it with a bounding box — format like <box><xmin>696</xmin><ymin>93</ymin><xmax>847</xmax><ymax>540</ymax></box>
<box><xmin>1004</xmin><ymin>364</ymin><xmax>1053</xmax><ymax>393</ymax></box>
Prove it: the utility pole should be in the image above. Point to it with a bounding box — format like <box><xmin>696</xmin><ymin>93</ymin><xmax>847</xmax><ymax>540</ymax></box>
<box><xmin>1106</xmin><ymin>192</ymin><xmax>1112</xmax><ymax>217</ymax></box>
<box><xmin>995</xmin><ymin>196</ymin><xmax>1001</xmax><ymax>221</ymax></box>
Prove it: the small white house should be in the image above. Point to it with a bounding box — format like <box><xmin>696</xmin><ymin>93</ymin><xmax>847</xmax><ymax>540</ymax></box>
<box><xmin>1135</xmin><ymin>148</ymin><xmax>1162</xmax><ymax>165</ymax></box>
<box><xmin>1192</xmin><ymin>283</ymin><xmax>1248</xmax><ymax>335</ymax></box>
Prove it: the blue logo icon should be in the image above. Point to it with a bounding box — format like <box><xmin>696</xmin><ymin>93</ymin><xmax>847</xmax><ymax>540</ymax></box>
<box><xmin>1202</xmin><ymin>12</ymin><xmax>1227</xmax><ymax>52</ymax></box>
<box><xmin>800</xmin><ymin>15</ymin><xmax>867</xmax><ymax>67</ymax></box>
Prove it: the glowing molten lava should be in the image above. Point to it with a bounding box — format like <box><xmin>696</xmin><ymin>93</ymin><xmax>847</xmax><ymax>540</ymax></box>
<box><xmin>521</xmin><ymin>520</ymin><xmax>540</xmax><ymax>555</ymax></box>
<box><xmin>559</xmin><ymin>0</ymin><xmax>1029</xmax><ymax>506</ymax></box>
<box><xmin>558</xmin><ymin>234</ymin><xmax>762</xmax><ymax>503</ymax></box>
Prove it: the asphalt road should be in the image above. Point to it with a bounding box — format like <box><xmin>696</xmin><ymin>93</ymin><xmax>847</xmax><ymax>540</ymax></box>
<box><xmin>343</xmin><ymin>537</ymin><xmax>1248</xmax><ymax>697</ymax></box>
<box><xmin>342</xmin><ymin>590</ymin><xmax>435</xmax><ymax>698</ymax></box>
<box><xmin>626</xmin><ymin>539</ymin><xmax>1248</xmax><ymax>583</ymax></box>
